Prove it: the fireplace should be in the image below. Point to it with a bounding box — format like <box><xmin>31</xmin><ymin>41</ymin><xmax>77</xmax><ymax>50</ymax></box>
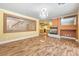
<box><xmin>48</xmin><ymin>26</ymin><xmax>58</xmax><ymax>34</ymax></box>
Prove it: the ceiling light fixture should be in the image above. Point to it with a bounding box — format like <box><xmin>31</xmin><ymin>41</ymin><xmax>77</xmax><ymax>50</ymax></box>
<box><xmin>58</xmin><ymin>3</ymin><xmax>65</xmax><ymax>5</ymax></box>
<box><xmin>40</xmin><ymin>8</ymin><xmax>48</xmax><ymax>19</ymax></box>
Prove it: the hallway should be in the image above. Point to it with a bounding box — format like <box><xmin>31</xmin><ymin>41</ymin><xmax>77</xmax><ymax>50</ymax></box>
<box><xmin>0</xmin><ymin>3</ymin><xmax>79</xmax><ymax>56</ymax></box>
<box><xmin>0</xmin><ymin>35</ymin><xmax>79</xmax><ymax>56</ymax></box>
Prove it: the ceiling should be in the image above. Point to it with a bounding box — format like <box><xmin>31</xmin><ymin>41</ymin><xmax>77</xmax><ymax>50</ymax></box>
<box><xmin>0</xmin><ymin>3</ymin><xmax>79</xmax><ymax>20</ymax></box>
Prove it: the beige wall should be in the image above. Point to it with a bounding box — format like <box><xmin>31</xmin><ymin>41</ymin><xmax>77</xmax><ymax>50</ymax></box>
<box><xmin>0</xmin><ymin>9</ymin><xmax>39</xmax><ymax>43</ymax></box>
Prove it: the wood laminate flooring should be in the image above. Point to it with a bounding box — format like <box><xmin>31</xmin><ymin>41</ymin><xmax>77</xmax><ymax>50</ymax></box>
<box><xmin>0</xmin><ymin>35</ymin><xmax>79</xmax><ymax>56</ymax></box>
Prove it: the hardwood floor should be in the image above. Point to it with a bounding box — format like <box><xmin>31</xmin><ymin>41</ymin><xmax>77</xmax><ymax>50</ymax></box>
<box><xmin>0</xmin><ymin>35</ymin><xmax>79</xmax><ymax>56</ymax></box>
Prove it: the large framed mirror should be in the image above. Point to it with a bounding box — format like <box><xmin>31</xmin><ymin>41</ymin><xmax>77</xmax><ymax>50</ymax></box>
<box><xmin>3</xmin><ymin>14</ymin><xmax>36</xmax><ymax>33</ymax></box>
<box><xmin>61</xmin><ymin>15</ymin><xmax>77</xmax><ymax>25</ymax></box>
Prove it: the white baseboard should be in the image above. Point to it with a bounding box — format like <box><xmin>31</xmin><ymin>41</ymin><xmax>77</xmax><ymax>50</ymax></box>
<box><xmin>48</xmin><ymin>34</ymin><xmax>60</xmax><ymax>38</ymax></box>
<box><xmin>0</xmin><ymin>34</ymin><xmax>39</xmax><ymax>45</ymax></box>
<box><xmin>60</xmin><ymin>36</ymin><xmax>76</xmax><ymax>40</ymax></box>
<box><xmin>48</xmin><ymin>34</ymin><xmax>76</xmax><ymax>40</ymax></box>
